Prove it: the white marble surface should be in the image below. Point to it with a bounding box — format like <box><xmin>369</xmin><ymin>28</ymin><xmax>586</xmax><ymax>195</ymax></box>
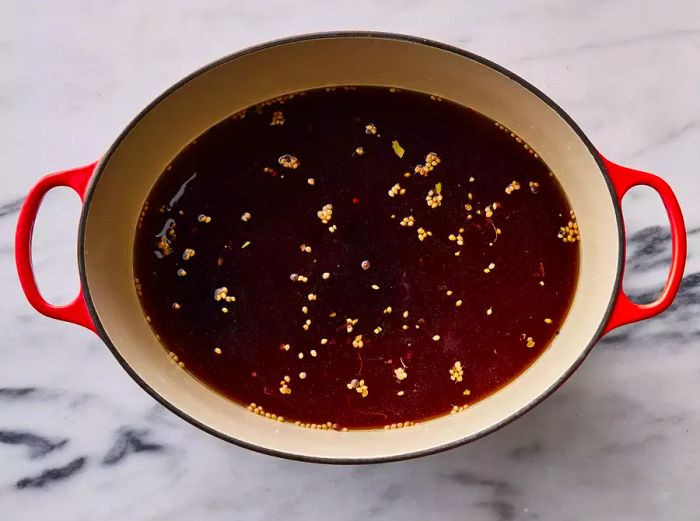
<box><xmin>1</xmin><ymin>1</ymin><xmax>699</xmax><ymax>519</ymax></box>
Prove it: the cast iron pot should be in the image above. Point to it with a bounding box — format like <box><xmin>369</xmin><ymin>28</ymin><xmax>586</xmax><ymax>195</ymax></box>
<box><xmin>15</xmin><ymin>33</ymin><xmax>687</xmax><ymax>463</ymax></box>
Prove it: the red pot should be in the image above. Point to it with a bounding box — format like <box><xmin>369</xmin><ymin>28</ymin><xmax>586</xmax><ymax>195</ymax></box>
<box><xmin>14</xmin><ymin>33</ymin><xmax>687</xmax><ymax>463</ymax></box>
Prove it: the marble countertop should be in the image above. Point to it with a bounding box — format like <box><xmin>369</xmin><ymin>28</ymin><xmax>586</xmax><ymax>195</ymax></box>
<box><xmin>1</xmin><ymin>1</ymin><xmax>698</xmax><ymax>519</ymax></box>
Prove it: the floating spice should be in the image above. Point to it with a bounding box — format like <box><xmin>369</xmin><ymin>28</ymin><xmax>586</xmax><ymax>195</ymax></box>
<box><xmin>425</xmin><ymin>187</ymin><xmax>443</xmax><ymax>208</ymax></box>
<box><xmin>392</xmin><ymin>140</ymin><xmax>405</xmax><ymax>158</ymax></box>
<box><xmin>347</xmin><ymin>378</ymin><xmax>369</xmax><ymax>398</ymax></box>
<box><xmin>279</xmin><ymin>377</ymin><xmax>292</xmax><ymax>395</ymax></box>
<box><xmin>505</xmin><ymin>180</ymin><xmax>521</xmax><ymax>194</ymax></box>
<box><xmin>270</xmin><ymin>111</ymin><xmax>285</xmax><ymax>126</ymax></box>
<box><xmin>417</xmin><ymin>227</ymin><xmax>432</xmax><ymax>241</ymax></box>
<box><xmin>450</xmin><ymin>361</ymin><xmax>464</xmax><ymax>382</ymax></box>
<box><xmin>415</xmin><ymin>152</ymin><xmax>441</xmax><ymax>176</ymax></box>
<box><xmin>278</xmin><ymin>154</ymin><xmax>300</xmax><ymax>169</ymax></box>
<box><xmin>134</xmin><ymin>86</ymin><xmax>579</xmax><ymax>429</ymax></box>
<box><xmin>394</xmin><ymin>367</ymin><xmax>408</xmax><ymax>381</ymax></box>
<box><xmin>156</xmin><ymin>236</ymin><xmax>173</xmax><ymax>257</ymax></box>
<box><xmin>317</xmin><ymin>203</ymin><xmax>333</xmax><ymax>223</ymax></box>
<box><xmin>558</xmin><ymin>211</ymin><xmax>580</xmax><ymax>243</ymax></box>
<box><xmin>388</xmin><ymin>183</ymin><xmax>406</xmax><ymax>198</ymax></box>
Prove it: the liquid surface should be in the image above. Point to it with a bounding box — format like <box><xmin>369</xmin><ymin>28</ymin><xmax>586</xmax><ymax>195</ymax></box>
<box><xmin>134</xmin><ymin>86</ymin><xmax>580</xmax><ymax>430</ymax></box>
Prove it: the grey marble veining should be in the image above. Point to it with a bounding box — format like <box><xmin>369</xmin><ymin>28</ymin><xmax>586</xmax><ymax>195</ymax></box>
<box><xmin>1</xmin><ymin>1</ymin><xmax>699</xmax><ymax>520</ymax></box>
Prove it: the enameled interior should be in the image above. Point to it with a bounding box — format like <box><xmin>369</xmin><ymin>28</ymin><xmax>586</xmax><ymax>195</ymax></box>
<box><xmin>82</xmin><ymin>35</ymin><xmax>619</xmax><ymax>461</ymax></box>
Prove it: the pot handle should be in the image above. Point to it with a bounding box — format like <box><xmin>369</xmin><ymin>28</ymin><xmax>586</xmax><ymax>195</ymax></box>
<box><xmin>15</xmin><ymin>162</ymin><xmax>98</xmax><ymax>333</ymax></box>
<box><xmin>600</xmin><ymin>155</ymin><xmax>686</xmax><ymax>335</ymax></box>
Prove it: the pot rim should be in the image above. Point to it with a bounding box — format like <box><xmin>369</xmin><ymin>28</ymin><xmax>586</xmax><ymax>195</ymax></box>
<box><xmin>77</xmin><ymin>31</ymin><xmax>624</xmax><ymax>464</ymax></box>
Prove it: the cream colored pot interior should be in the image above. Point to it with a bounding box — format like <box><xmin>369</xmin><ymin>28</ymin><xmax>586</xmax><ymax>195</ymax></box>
<box><xmin>82</xmin><ymin>35</ymin><xmax>620</xmax><ymax>461</ymax></box>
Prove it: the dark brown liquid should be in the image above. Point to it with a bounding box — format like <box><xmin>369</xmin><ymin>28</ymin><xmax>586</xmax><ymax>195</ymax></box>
<box><xmin>134</xmin><ymin>86</ymin><xmax>580</xmax><ymax>429</ymax></box>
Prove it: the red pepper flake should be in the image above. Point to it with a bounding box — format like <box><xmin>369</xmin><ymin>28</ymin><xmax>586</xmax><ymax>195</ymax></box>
<box><xmin>352</xmin><ymin>197</ymin><xmax>360</xmax><ymax>204</ymax></box>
